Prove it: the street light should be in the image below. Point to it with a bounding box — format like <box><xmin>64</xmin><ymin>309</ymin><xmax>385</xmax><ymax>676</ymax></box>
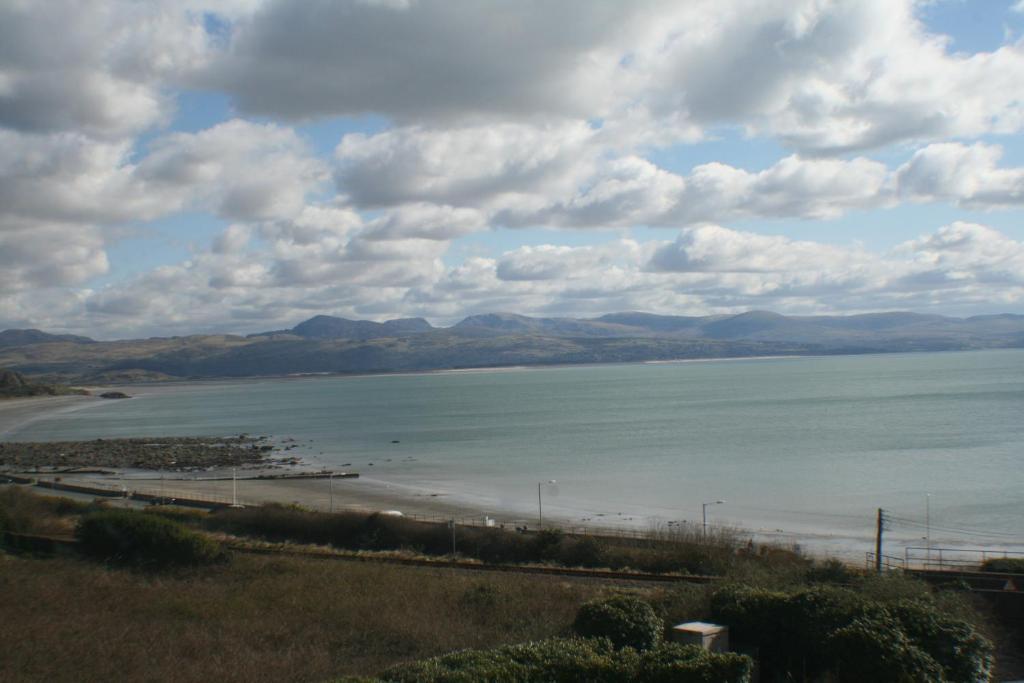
<box><xmin>925</xmin><ymin>493</ymin><xmax>931</xmax><ymax>563</ymax></box>
<box><xmin>538</xmin><ymin>480</ymin><xmax>557</xmax><ymax>529</ymax></box>
<box><xmin>702</xmin><ymin>500</ymin><xmax>725</xmax><ymax>539</ymax></box>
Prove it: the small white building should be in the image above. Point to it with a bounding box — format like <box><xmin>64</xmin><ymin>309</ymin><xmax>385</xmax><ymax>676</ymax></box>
<box><xmin>670</xmin><ymin>621</ymin><xmax>729</xmax><ymax>652</ymax></box>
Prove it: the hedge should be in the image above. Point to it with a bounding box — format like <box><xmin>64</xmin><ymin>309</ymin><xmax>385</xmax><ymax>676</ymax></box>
<box><xmin>378</xmin><ymin>638</ymin><xmax>752</xmax><ymax>683</ymax></box>
<box><xmin>710</xmin><ymin>584</ymin><xmax>993</xmax><ymax>682</ymax></box>
<box><xmin>76</xmin><ymin>509</ymin><xmax>225</xmax><ymax>569</ymax></box>
<box><xmin>979</xmin><ymin>557</ymin><xmax>1024</xmax><ymax>574</ymax></box>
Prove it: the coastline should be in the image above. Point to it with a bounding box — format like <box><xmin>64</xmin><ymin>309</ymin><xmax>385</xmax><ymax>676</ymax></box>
<box><xmin>4</xmin><ymin>353</ymin><xmax>1022</xmax><ymax>564</ymax></box>
<box><xmin>4</xmin><ymin>469</ymin><xmax>875</xmax><ymax>560</ymax></box>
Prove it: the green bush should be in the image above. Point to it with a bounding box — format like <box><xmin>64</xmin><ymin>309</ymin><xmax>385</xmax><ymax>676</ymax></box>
<box><xmin>805</xmin><ymin>558</ymin><xmax>858</xmax><ymax>585</ymax></box>
<box><xmin>891</xmin><ymin>600</ymin><xmax>993</xmax><ymax>682</ymax></box>
<box><xmin>826</xmin><ymin>614</ymin><xmax>943</xmax><ymax>682</ymax></box>
<box><xmin>204</xmin><ymin>504</ymin><xmax>751</xmax><ymax>574</ymax></box>
<box><xmin>378</xmin><ymin>638</ymin><xmax>752</xmax><ymax>683</ymax></box>
<box><xmin>710</xmin><ymin>584</ymin><xmax>992</xmax><ymax>682</ymax></box>
<box><xmin>560</xmin><ymin>535</ymin><xmax>605</xmax><ymax>567</ymax></box>
<box><xmin>76</xmin><ymin>509</ymin><xmax>225</xmax><ymax>569</ymax></box>
<box><xmin>979</xmin><ymin>557</ymin><xmax>1024</xmax><ymax>573</ymax></box>
<box><xmin>637</xmin><ymin>642</ymin><xmax>752</xmax><ymax>683</ymax></box>
<box><xmin>573</xmin><ymin>595</ymin><xmax>663</xmax><ymax>651</ymax></box>
<box><xmin>380</xmin><ymin>638</ymin><xmax>632</xmax><ymax>683</ymax></box>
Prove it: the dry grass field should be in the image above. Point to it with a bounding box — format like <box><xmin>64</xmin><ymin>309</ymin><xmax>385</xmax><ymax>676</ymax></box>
<box><xmin>0</xmin><ymin>552</ymin><xmax>631</xmax><ymax>682</ymax></box>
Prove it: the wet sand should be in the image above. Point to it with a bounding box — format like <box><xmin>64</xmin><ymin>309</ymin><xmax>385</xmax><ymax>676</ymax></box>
<box><xmin>0</xmin><ymin>395</ymin><xmax>101</xmax><ymax>438</ymax></box>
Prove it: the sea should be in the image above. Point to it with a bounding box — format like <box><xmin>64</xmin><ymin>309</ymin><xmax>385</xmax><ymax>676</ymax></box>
<box><xmin>6</xmin><ymin>349</ymin><xmax>1024</xmax><ymax>558</ymax></box>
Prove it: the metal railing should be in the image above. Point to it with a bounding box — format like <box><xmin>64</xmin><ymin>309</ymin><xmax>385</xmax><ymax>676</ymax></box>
<box><xmin>904</xmin><ymin>546</ymin><xmax>1024</xmax><ymax>571</ymax></box>
<box><xmin>864</xmin><ymin>552</ymin><xmax>906</xmax><ymax>572</ymax></box>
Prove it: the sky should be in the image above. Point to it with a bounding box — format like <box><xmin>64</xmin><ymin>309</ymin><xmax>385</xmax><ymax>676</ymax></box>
<box><xmin>2</xmin><ymin>0</ymin><xmax>1024</xmax><ymax>339</ymax></box>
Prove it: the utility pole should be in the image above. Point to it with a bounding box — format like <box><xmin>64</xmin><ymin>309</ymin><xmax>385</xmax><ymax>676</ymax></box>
<box><xmin>232</xmin><ymin>467</ymin><xmax>238</xmax><ymax>507</ymax></box>
<box><xmin>875</xmin><ymin>508</ymin><xmax>885</xmax><ymax>574</ymax></box>
<box><xmin>449</xmin><ymin>519</ymin><xmax>456</xmax><ymax>555</ymax></box>
<box><xmin>329</xmin><ymin>473</ymin><xmax>334</xmax><ymax>513</ymax></box>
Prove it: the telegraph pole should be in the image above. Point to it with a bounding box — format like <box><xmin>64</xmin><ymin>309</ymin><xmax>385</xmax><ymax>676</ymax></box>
<box><xmin>875</xmin><ymin>508</ymin><xmax>885</xmax><ymax>574</ymax></box>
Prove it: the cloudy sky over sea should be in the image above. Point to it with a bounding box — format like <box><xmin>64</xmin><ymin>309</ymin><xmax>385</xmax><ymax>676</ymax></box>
<box><xmin>3</xmin><ymin>0</ymin><xmax>1024</xmax><ymax>338</ymax></box>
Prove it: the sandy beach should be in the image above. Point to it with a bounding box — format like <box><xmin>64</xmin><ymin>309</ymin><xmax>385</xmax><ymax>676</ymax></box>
<box><xmin>0</xmin><ymin>394</ymin><xmax>103</xmax><ymax>438</ymax></box>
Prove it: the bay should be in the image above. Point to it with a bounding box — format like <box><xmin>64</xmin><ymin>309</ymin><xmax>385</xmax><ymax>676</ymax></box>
<box><xmin>7</xmin><ymin>349</ymin><xmax>1024</xmax><ymax>556</ymax></box>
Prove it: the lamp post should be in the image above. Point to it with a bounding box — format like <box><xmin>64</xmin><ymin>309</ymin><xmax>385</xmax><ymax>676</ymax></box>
<box><xmin>538</xmin><ymin>480</ymin><xmax>557</xmax><ymax>529</ymax></box>
<box><xmin>702</xmin><ymin>500</ymin><xmax>725</xmax><ymax>539</ymax></box>
<box><xmin>925</xmin><ymin>493</ymin><xmax>931</xmax><ymax>563</ymax></box>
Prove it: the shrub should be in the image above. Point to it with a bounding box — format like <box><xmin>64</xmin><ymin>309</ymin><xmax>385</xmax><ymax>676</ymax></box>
<box><xmin>805</xmin><ymin>558</ymin><xmax>857</xmax><ymax>585</ymax></box>
<box><xmin>891</xmin><ymin>600</ymin><xmax>994</xmax><ymax>682</ymax></box>
<box><xmin>637</xmin><ymin>642</ymin><xmax>753</xmax><ymax>683</ymax></box>
<box><xmin>573</xmin><ymin>594</ymin><xmax>663</xmax><ymax>651</ymax></box>
<box><xmin>710</xmin><ymin>584</ymin><xmax>993</xmax><ymax>682</ymax></box>
<box><xmin>380</xmin><ymin>638</ymin><xmax>632</xmax><ymax>683</ymax></box>
<box><xmin>531</xmin><ymin>528</ymin><xmax>564</xmax><ymax>561</ymax></box>
<box><xmin>826</xmin><ymin>614</ymin><xmax>943</xmax><ymax>682</ymax></box>
<box><xmin>980</xmin><ymin>557</ymin><xmax>1024</xmax><ymax>574</ymax></box>
<box><xmin>379</xmin><ymin>638</ymin><xmax>752</xmax><ymax>683</ymax></box>
<box><xmin>76</xmin><ymin>509</ymin><xmax>225</xmax><ymax>569</ymax></box>
<box><xmin>560</xmin><ymin>535</ymin><xmax>605</xmax><ymax>568</ymax></box>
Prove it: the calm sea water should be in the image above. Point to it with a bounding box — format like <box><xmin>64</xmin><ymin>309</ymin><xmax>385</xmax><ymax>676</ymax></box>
<box><xmin>9</xmin><ymin>350</ymin><xmax>1024</xmax><ymax>554</ymax></box>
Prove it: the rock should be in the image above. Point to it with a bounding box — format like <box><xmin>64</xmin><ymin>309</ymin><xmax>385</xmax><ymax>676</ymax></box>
<box><xmin>99</xmin><ymin>391</ymin><xmax>131</xmax><ymax>399</ymax></box>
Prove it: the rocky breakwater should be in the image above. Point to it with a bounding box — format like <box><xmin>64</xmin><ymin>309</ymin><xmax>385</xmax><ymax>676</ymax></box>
<box><xmin>0</xmin><ymin>435</ymin><xmax>281</xmax><ymax>471</ymax></box>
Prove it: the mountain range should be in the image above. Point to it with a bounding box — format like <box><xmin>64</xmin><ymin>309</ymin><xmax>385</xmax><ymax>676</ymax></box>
<box><xmin>1</xmin><ymin>310</ymin><xmax>1022</xmax><ymax>382</ymax></box>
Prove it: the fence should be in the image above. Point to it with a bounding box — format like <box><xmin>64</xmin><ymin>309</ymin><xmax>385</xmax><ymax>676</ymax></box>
<box><xmin>903</xmin><ymin>546</ymin><xmax>1024</xmax><ymax>571</ymax></box>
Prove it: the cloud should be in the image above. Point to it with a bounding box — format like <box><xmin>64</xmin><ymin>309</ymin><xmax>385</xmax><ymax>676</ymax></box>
<box><xmin>336</xmin><ymin>122</ymin><xmax>597</xmax><ymax>207</ymax></box>
<box><xmin>895</xmin><ymin>143</ymin><xmax>1024</xmax><ymax>208</ymax></box>
<box><xmin>495</xmin><ymin>242</ymin><xmax>639</xmax><ymax>282</ymax></box>
<box><xmin>362</xmin><ymin>204</ymin><xmax>486</xmax><ymax>241</ymax></box>
<box><xmin>0</xmin><ymin>220</ymin><xmax>108</xmax><ymax>294</ymax></box>
<box><xmin>4</xmin><ymin>1</ymin><xmax>1024</xmax><ymax>337</ymax></box>
<box><xmin>647</xmin><ymin>225</ymin><xmax>866</xmax><ymax>274</ymax></box>
<box><xmin>208</xmin><ymin>0</ymin><xmax>642</xmax><ymax>123</ymax></box>
<box><xmin>137</xmin><ymin>119</ymin><xmax>328</xmax><ymax>221</ymax></box>
<box><xmin>205</xmin><ymin>0</ymin><xmax>1024</xmax><ymax>153</ymax></box>
<box><xmin>23</xmin><ymin>221</ymin><xmax>1012</xmax><ymax>339</ymax></box>
<box><xmin>0</xmin><ymin>0</ymin><xmax>213</xmax><ymax>138</ymax></box>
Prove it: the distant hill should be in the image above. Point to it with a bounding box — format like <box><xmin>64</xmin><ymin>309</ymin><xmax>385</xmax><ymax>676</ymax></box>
<box><xmin>2</xmin><ymin>310</ymin><xmax>1023</xmax><ymax>382</ymax></box>
<box><xmin>0</xmin><ymin>329</ymin><xmax>94</xmax><ymax>348</ymax></box>
<box><xmin>254</xmin><ymin>315</ymin><xmax>434</xmax><ymax>340</ymax></box>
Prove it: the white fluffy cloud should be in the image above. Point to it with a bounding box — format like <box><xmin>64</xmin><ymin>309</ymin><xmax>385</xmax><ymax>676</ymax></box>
<box><xmin>19</xmin><ymin>221</ymin><xmax>1014</xmax><ymax>338</ymax></box>
<box><xmin>896</xmin><ymin>143</ymin><xmax>1024</xmax><ymax>208</ymax></box>
<box><xmin>336</xmin><ymin>122</ymin><xmax>598</xmax><ymax>207</ymax></box>
<box><xmin>209</xmin><ymin>0</ymin><xmax>1024</xmax><ymax>152</ymax></box>
<box><xmin>208</xmin><ymin>0</ymin><xmax>643</xmax><ymax>123</ymax></box>
<box><xmin>4</xmin><ymin>0</ymin><xmax>1024</xmax><ymax>336</ymax></box>
<box><xmin>0</xmin><ymin>0</ymin><xmax>214</xmax><ymax>138</ymax></box>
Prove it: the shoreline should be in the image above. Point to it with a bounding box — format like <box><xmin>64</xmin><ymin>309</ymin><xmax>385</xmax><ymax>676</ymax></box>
<box><xmin>12</xmin><ymin>468</ymin><xmax>1019</xmax><ymax>564</ymax></box>
<box><xmin>4</xmin><ymin>352</ymin><xmax>1022</xmax><ymax>564</ymax></box>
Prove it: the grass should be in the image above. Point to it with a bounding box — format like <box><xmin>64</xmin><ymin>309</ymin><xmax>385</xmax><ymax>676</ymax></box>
<box><xmin>3</xmin><ymin>486</ymin><xmax>1020</xmax><ymax>680</ymax></box>
<box><xmin>0</xmin><ymin>552</ymin><xmax>615</xmax><ymax>682</ymax></box>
